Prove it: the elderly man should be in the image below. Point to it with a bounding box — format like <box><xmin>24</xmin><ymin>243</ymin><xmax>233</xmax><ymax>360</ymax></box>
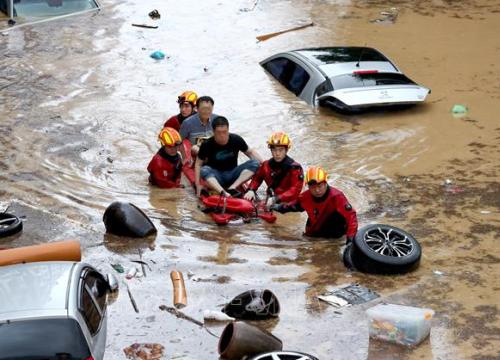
<box><xmin>195</xmin><ymin>116</ymin><xmax>262</xmax><ymax>197</ymax></box>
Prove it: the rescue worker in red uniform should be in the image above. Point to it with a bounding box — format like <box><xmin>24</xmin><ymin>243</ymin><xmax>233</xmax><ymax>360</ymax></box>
<box><xmin>163</xmin><ymin>91</ymin><xmax>198</xmax><ymax>131</ymax></box>
<box><xmin>272</xmin><ymin>166</ymin><xmax>358</xmax><ymax>241</ymax></box>
<box><xmin>147</xmin><ymin>127</ymin><xmax>184</xmax><ymax>188</ymax></box>
<box><xmin>243</xmin><ymin>131</ymin><xmax>304</xmax><ymax>207</ymax></box>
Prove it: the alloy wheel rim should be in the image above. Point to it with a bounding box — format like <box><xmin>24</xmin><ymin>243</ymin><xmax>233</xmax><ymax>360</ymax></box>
<box><xmin>363</xmin><ymin>226</ymin><xmax>414</xmax><ymax>257</ymax></box>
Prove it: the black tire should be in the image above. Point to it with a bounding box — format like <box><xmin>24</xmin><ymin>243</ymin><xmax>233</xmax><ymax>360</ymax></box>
<box><xmin>351</xmin><ymin>224</ymin><xmax>421</xmax><ymax>274</ymax></box>
<box><xmin>0</xmin><ymin>212</ymin><xmax>23</xmax><ymax>238</ymax></box>
<box><xmin>342</xmin><ymin>243</ymin><xmax>356</xmax><ymax>270</ymax></box>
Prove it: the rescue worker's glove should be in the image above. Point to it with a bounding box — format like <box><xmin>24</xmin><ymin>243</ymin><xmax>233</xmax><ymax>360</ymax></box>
<box><xmin>243</xmin><ymin>189</ymin><xmax>256</xmax><ymax>201</ymax></box>
<box><xmin>266</xmin><ymin>196</ymin><xmax>276</xmax><ymax>209</ymax></box>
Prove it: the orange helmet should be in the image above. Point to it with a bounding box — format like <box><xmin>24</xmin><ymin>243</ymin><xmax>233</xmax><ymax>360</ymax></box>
<box><xmin>177</xmin><ymin>91</ymin><xmax>198</xmax><ymax>106</ymax></box>
<box><xmin>267</xmin><ymin>131</ymin><xmax>291</xmax><ymax>149</ymax></box>
<box><xmin>159</xmin><ymin>127</ymin><xmax>182</xmax><ymax>147</ymax></box>
<box><xmin>305</xmin><ymin>166</ymin><xmax>328</xmax><ymax>184</ymax></box>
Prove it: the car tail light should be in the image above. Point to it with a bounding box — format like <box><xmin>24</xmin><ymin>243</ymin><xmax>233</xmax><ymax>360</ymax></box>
<box><xmin>353</xmin><ymin>70</ymin><xmax>378</xmax><ymax>74</ymax></box>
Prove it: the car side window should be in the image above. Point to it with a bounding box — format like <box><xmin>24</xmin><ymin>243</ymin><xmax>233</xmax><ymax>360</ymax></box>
<box><xmin>264</xmin><ymin>57</ymin><xmax>310</xmax><ymax>96</ymax></box>
<box><xmin>263</xmin><ymin>57</ymin><xmax>288</xmax><ymax>80</ymax></box>
<box><xmin>80</xmin><ymin>271</ymin><xmax>108</xmax><ymax>335</ymax></box>
<box><xmin>85</xmin><ymin>273</ymin><xmax>108</xmax><ymax>312</ymax></box>
<box><xmin>81</xmin><ymin>288</ymin><xmax>101</xmax><ymax>334</ymax></box>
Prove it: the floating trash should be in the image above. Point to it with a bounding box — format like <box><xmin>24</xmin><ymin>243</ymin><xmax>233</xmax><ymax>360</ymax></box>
<box><xmin>366</xmin><ymin>303</ymin><xmax>434</xmax><ymax>347</ymax></box>
<box><xmin>203</xmin><ymin>310</ymin><xmax>235</xmax><ymax>322</ymax></box>
<box><xmin>451</xmin><ymin>104</ymin><xmax>468</xmax><ymax>117</ymax></box>
<box><xmin>318</xmin><ymin>283</ymin><xmax>379</xmax><ymax>308</ymax></box>
<box><xmin>111</xmin><ymin>263</ymin><xmax>125</xmax><ymax>273</ymax></box>
<box><xmin>148</xmin><ymin>9</ymin><xmax>161</xmax><ymax>19</ymax></box>
<box><xmin>150</xmin><ymin>51</ymin><xmax>165</xmax><ymax>60</ymax></box>
<box><xmin>123</xmin><ymin>343</ymin><xmax>165</xmax><ymax>360</ymax></box>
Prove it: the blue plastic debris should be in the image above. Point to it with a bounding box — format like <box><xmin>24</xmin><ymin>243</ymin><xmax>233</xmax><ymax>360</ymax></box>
<box><xmin>150</xmin><ymin>51</ymin><xmax>165</xmax><ymax>60</ymax></box>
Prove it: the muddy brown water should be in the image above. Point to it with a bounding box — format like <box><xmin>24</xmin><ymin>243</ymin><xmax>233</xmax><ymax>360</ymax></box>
<box><xmin>1</xmin><ymin>0</ymin><xmax>499</xmax><ymax>359</ymax></box>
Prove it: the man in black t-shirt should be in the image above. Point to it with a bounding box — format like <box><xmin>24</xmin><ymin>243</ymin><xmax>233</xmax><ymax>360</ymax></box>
<box><xmin>194</xmin><ymin>116</ymin><xmax>262</xmax><ymax>197</ymax></box>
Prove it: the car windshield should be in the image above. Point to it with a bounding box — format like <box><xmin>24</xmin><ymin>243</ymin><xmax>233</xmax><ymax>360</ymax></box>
<box><xmin>331</xmin><ymin>73</ymin><xmax>416</xmax><ymax>90</ymax></box>
<box><xmin>0</xmin><ymin>318</ymin><xmax>91</xmax><ymax>360</ymax></box>
<box><xmin>296</xmin><ymin>47</ymin><xmax>389</xmax><ymax>66</ymax></box>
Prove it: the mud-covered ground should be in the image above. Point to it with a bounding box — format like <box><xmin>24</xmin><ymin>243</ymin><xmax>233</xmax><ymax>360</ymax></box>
<box><xmin>1</xmin><ymin>0</ymin><xmax>499</xmax><ymax>359</ymax></box>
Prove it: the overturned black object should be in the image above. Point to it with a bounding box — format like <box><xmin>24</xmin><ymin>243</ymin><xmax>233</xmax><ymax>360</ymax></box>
<box><xmin>222</xmin><ymin>289</ymin><xmax>280</xmax><ymax>319</ymax></box>
<box><xmin>218</xmin><ymin>321</ymin><xmax>282</xmax><ymax>359</ymax></box>
<box><xmin>0</xmin><ymin>212</ymin><xmax>23</xmax><ymax>238</ymax></box>
<box><xmin>103</xmin><ymin>202</ymin><xmax>156</xmax><ymax>238</ymax></box>
<box><xmin>148</xmin><ymin>9</ymin><xmax>160</xmax><ymax>19</ymax></box>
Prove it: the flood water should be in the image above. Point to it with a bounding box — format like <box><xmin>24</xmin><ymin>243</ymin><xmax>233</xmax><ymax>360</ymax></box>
<box><xmin>1</xmin><ymin>0</ymin><xmax>499</xmax><ymax>359</ymax></box>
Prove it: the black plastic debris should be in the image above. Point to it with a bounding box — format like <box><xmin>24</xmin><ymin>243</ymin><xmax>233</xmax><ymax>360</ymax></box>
<box><xmin>222</xmin><ymin>289</ymin><xmax>280</xmax><ymax>319</ymax></box>
<box><xmin>249</xmin><ymin>351</ymin><xmax>319</xmax><ymax>360</ymax></box>
<box><xmin>103</xmin><ymin>202</ymin><xmax>156</xmax><ymax>238</ymax></box>
<box><xmin>0</xmin><ymin>212</ymin><xmax>23</xmax><ymax>238</ymax></box>
<box><xmin>148</xmin><ymin>9</ymin><xmax>160</xmax><ymax>19</ymax></box>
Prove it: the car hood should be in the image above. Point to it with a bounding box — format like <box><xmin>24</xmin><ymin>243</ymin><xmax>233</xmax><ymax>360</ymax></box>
<box><xmin>318</xmin><ymin>85</ymin><xmax>430</xmax><ymax>107</ymax></box>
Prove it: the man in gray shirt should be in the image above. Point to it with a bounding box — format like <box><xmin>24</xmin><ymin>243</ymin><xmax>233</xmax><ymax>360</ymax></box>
<box><xmin>180</xmin><ymin>96</ymin><xmax>218</xmax><ymax>158</ymax></box>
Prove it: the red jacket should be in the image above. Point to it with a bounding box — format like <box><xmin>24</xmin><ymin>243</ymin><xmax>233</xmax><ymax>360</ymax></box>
<box><xmin>147</xmin><ymin>148</ymin><xmax>182</xmax><ymax>188</ymax></box>
<box><xmin>163</xmin><ymin>114</ymin><xmax>182</xmax><ymax>132</ymax></box>
<box><xmin>248</xmin><ymin>156</ymin><xmax>303</xmax><ymax>203</ymax></box>
<box><xmin>280</xmin><ymin>186</ymin><xmax>358</xmax><ymax>238</ymax></box>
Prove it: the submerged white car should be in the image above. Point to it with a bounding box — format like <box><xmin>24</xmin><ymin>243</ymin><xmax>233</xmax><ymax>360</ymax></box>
<box><xmin>261</xmin><ymin>47</ymin><xmax>430</xmax><ymax>113</ymax></box>
<box><xmin>0</xmin><ymin>262</ymin><xmax>114</xmax><ymax>360</ymax></box>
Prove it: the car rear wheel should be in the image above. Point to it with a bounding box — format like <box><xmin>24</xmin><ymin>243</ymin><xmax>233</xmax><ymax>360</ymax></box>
<box><xmin>0</xmin><ymin>213</ymin><xmax>23</xmax><ymax>238</ymax></box>
<box><xmin>351</xmin><ymin>224</ymin><xmax>421</xmax><ymax>274</ymax></box>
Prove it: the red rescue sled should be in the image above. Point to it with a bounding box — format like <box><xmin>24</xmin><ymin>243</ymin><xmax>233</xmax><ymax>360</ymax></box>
<box><xmin>181</xmin><ymin>140</ymin><xmax>276</xmax><ymax>225</ymax></box>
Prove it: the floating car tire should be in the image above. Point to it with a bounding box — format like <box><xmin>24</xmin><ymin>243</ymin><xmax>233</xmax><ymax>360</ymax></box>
<box><xmin>342</xmin><ymin>243</ymin><xmax>355</xmax><ymax>270</ymax></box>
<box><xmin>0</xmin><ymin>213</ymin><xmax>23</xmax><ymax>238</ymax></box>
<box><xmin>249</xmin><ymin>351</ymin><xmax>319</xmax><ymax>360</ymax></box>
<box><xmin>351</xmin><ymin>224</ymin><xmax>421</xmax><ymax>274</ymax></box>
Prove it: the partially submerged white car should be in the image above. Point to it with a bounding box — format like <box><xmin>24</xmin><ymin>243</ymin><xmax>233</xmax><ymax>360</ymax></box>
<box><xmin>261</xmin><ymin>47</ymin><xmax>430</xmax><ymax>113</ymax></box>
<box><xmin>0</xmin><ymin>262</ymin><xmax>115</xmax><ymax>360</ymax></box>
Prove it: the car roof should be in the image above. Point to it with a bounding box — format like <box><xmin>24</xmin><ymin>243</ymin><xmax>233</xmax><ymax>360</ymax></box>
<box><xmin>0</xmin><ymin>262</ymin><xmax>77</xmax><ymax>322</ymax></box>
<box><xmin>290</xmin><ymin>46</ymin><xmax>400</xmax><ymax>78</ymax></box>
